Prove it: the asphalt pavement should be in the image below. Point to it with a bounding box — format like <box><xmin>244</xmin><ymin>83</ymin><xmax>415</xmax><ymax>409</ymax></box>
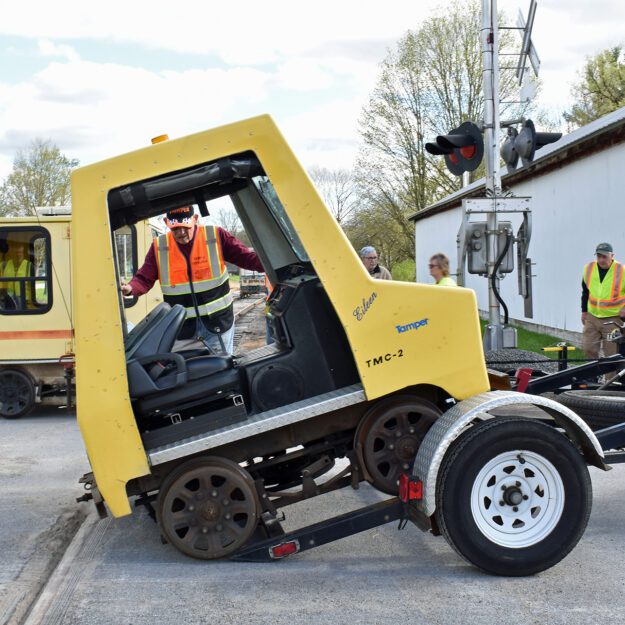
<box><xmin>23</xmin><ymin>468</ymin><xmax>625</xmax><ymax>625</ymax></box>
<box><xmin>3</xmin><ymin>408</ymin><xmax>625</xmax><ymax>625</ymax></box>
<box><xmin>0</xmin><ymin>407</ymin><xmax>89</xmax><ymax>625</ymax></box>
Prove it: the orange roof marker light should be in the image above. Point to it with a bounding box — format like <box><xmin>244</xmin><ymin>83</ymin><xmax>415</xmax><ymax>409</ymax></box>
<box><xmin>151</xmin><ymin>134</ymin><xmax>169</xmax><ymax>144</ymax></box>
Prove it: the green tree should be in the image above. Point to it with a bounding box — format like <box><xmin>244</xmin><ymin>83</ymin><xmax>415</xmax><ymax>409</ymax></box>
<box><xmin>342</xmin><ymin>201</ymin><xmax>410</xmax><ymax>271</ymax></box>
<box><xmin>0</xmin><ymin>139</ymin><xmax>79</xmax><ymax>216</ymax></box>
<box><xmin>564</xmin><ymin>46</ymin><xmax>625</xmax><ymax>128</ymax></box>
<box><xmin>355</xmin><ymin>0</ymin><xmax>531</xmax><ymax>263</ymax></box>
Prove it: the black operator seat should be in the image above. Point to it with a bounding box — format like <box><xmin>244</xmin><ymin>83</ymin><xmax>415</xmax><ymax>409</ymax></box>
<box><xmin>125</xmin><ymin>301</ymin><xmax>172</xmax><ymax>356</ymax></box>
<box><xmin>126</xmin><ymin>303</ymin><xmax>188</xmax><ymax>398</ymax></box>
<box><xmin>125</xmin><ymin>302</ymin><xmax>238</xmax><ymax>409</ymax></box>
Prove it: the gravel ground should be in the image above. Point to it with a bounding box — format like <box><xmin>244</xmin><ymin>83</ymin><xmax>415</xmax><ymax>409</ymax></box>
<box><xmin>485</xmin><ymin>348</ymin><xmax>559</xmax><ymax>374</ymax></box>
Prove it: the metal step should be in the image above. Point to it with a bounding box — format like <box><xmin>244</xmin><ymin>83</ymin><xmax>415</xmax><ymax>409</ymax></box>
<box><xmin>148</xmin><ymin>384</ymin><xmax>366</xmax><ymax>466</ymax></box>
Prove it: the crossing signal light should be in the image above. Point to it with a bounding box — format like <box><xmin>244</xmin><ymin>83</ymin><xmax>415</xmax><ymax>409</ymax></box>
<box><xmin>502</xmin><ymin>119</ymin><xmax>562</xmax><ymax>172</ymax></box>
<box><xmin>500</xmin><ymin>127</ymin><xmax>519</xmax><ymax>174</ymax></box>
<box><xmin>425</xmin><ymin>121</ymin><xmax>484</xmax><ymax>176</ymax></box>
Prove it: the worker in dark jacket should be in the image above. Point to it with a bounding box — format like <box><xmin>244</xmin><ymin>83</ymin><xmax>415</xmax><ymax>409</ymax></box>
<box><xmin>359</xmin><ymin>246</ymin><xmax>392</xmax><ymax>280</ymax></box>
<box><xmin>121</xmin><ymin>205</ymin><xmax>263</xmax><ymax>353</ymax></box>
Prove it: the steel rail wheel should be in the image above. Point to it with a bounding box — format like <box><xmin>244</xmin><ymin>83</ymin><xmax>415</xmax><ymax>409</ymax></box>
<box><xmin>435</xmin><ymin>417</ymin><xmax>592</xmax><ymax>576</ymax></box>
<box><xmin>356</xmin><ymin>395</ymin><xmax>441</xmax><ymax>495</ymax></box>
<box><xmin>157</xmin><ymin>457</ymin><xmax>260</xmax><ymax>560</ymax></box>
<box><xmin>0</xmin><ymin>369</ymin><xmax>36</xmax><ymax>419</ymax></box>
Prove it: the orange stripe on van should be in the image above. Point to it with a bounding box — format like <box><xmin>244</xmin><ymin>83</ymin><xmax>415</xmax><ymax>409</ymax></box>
<box><xmin>0</xmin><ymin>330</ymin><xmax>74</xmax><ymax>340</ymax></box>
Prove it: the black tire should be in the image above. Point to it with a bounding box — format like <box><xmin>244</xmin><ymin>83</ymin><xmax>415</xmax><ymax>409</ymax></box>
<box><xmin>555</xmin><ymin>390</ymin><xmax>625</xmax><ymax>430</ymax></box>
<box><xmin>0</xmin><ymin>369</ymin><xmax>36</xmax><ymax>419</ymax></box>
<box><xmin>435</xmin><ymin>417</ymin><xmax>592</xmax><ymax>576</ymax></box>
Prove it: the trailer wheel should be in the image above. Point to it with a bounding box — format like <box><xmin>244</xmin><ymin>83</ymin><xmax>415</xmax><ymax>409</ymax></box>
<box><xmin>435</xmin><ymin>417</ymin><xmax>591</xmax><ymax>576</ymax></box>
<box><xmin>554</xmin><ymin>390</ymin><xmax>625</xmax><ymax>430</ymax></box>
<box><xmin>157</xmin><ymin>456</ymin><xmax>260</xmax><ymax>560</ymax></box>
<box><xmin>0</xmin><ymin>369</ymin><xmax>36</xmax><ymax>419</ymax></box>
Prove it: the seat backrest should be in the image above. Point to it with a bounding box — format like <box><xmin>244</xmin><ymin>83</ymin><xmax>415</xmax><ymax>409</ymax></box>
<box><xmin>125</xmin><ymin>301</ymin><xmax>171</xmax><ymax>355</ymax></box>
<box><xmin>126</xmin><ymin>304</ymin><xmax>186</xmax><ymax>361</ymax></box>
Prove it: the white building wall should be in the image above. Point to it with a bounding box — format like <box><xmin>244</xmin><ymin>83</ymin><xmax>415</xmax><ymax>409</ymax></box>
<box><xmin>415</xmin><ymin>141</ymin><xmax>625</xmax><ymax>337</ymax></box>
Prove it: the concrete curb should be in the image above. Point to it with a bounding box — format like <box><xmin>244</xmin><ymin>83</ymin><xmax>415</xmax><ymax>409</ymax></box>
<box><xmin>22</xmin><ymin>512</ymin><xmax>109</xmax><ymax>625</ymax></box>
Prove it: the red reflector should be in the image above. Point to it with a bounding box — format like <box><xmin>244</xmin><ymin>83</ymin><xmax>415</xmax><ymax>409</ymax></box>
<box><xmin>399</xmin><ymin>474</ymin><xmax>423</xmax><ymax>502</ymax></box>
<box><xmin>515</xmin><ymin>367</ymin><xmax>533</xmax><ymax>393</ymax></box>
<box><xmin>449</xmin><ymin>153</ymin><xmax>459</xmax><ymax>165</ymax></box>
<box><xmin>269</xmin><ymin>540</ymin><xmax>300</xmax><ymax>559</ymax></box>
<box><xmin>460</xmin><ymin>145</ymin><xmax>476</xmax><ymax>159</ymax></box>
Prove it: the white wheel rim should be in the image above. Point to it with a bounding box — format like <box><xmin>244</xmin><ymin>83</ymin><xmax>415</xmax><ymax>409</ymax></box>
<box><xmin>470</xmin><ymin>450</ymin><xmax>565</xmax><ymax>548</ymax></box>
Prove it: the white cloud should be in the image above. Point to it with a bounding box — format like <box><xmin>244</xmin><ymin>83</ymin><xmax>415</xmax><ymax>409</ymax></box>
<box><xmin>1</xmin><ymin>0</ymin><xmax>625</xmax><ymax>182</ymax></box>
<box><xmin>0</xmin><ymin>0</ymin><xmax>438</xmax><ymax>64</ymax></box>
<box><xmin>273</xmin><ymin>59</ymin><xmax>334</xmax><ymax>92</ymax></box>
<box><xmin>0</xmin><ymin>59</ymin><xmax>273</xmax><ymax>175</ymax></box>
<box><xmin>279</xmin><ymin>97</ymin><xmax>366</xmax><ymax>170</ymax></box>
<box><xmin>37</xmin><ymin>39</ymin><xmax>80</xmax><ymax>62</ymax></box>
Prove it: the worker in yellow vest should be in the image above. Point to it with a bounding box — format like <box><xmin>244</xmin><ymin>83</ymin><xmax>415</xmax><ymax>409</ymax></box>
<box><xmin>2</xmin><ymin>245</ymin><xmax>33</xmax><ymax>309</ymax></box>
<box><xmin>581</xmin><ymin>242</ymin><xmax>625</xmax><ymax>359</ymax></box>
<box><xmin>429</xmin><ymin>252</ymin><xmax>457</xmax><ymax>286</ymax></box>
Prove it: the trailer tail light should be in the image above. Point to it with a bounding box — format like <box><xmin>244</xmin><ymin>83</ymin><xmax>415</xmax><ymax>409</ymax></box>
<box><xmin>269</xmin><ymin>540</ymin><xmax>300</xmax><ymax>559</ymax></box>
<box><xmin>399</xmin><ymin>474</ymin><xmax>422</xmax><ymax>502</ymax></box>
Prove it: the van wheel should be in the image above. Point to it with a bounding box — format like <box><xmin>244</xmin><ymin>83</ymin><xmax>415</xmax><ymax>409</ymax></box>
<box><xmin>157</xmin><ymin>457</ymin><xmax>260</xmax><ymax>560</ymax></box>
<box><xmin>356</xmin><ymin>395</ymin><xmax>441</xmax><ymax>495</ymax></box>
<box><xmin>0</xmin><ymin>369</ymin><xmax>36</xmax><ymax>419</ymax></box>
<box><xmin>435</xmin><ymin>417</ymin><xmax>592</xmax><ymax>576</ymax></box>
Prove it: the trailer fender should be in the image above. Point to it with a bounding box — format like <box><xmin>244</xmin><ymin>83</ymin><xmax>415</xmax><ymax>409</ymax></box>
<box><xmin>412</xmin><ymin>390</ymin><xmax>607</xmax><ymax>517</ymax></box>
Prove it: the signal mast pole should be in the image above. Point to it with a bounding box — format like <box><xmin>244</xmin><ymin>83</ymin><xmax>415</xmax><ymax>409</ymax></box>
<box><xmin>481</xmin><ymin>0</ymin><xmax>504</xmax><ymax>351</ymax></box>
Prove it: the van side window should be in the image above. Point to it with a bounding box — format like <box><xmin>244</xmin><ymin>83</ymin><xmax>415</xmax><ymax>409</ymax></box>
<box><xmin>0</xmin><ymin>227</ymin><xmax>52</xmax><ymax>315</ymax></box>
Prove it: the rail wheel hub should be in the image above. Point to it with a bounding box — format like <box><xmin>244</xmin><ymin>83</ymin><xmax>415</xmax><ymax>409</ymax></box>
<box><xmin>157</xmin><ymin>457</ymin><xmax>260</xmax><ymax>559</ymax></box>
<box><xmin>356</xmin><ymin>396</ymin><xmax>441</xmax><ymax>495</ymax></box>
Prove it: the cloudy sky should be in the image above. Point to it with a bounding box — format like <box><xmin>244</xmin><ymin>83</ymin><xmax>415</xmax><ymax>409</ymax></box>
<box><xmin>1</xmin><ymin>0</ymin><xmax>624</xmax><ymax>181</ymax></box>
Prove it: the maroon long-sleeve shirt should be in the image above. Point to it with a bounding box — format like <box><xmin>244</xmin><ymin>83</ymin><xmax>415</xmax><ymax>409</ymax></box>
<box><xmin>128</xmin><ymin>226</ymin><xmax>263</xmax><ymax>296</ymax></box>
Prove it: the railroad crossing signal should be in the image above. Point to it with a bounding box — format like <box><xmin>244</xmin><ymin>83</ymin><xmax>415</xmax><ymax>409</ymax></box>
<box><xmin>516</xmin><ymin>1</ymin><xmax>540</xmax><ymax>87</ymax></box>
<box><xmin>500</xmin><ymin>127</ymin><xmax>519</xmax><ymax>173</ymax></box>
<box><xmin>500</xmin><ymin>119</ymin><xmax>562</xmax><ymax>172</ymax></box>
<box><xmin>425</xmin><ymin>121</ymin><xmax>484</xmax><ymax>176</ymax></box>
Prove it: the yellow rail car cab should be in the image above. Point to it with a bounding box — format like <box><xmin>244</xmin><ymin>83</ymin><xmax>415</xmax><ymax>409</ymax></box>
<box><xmin>0</xmin><ymin>207</ymin><xmax>162</xmax><ymax>418</ymax></box>
<box><xmin>71</xmin><ymin>114</ymin><xmax>489</xmax><ymax>527</ymax></box>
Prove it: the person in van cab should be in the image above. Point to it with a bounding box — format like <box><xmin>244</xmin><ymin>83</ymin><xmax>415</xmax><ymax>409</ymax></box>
<box><xmin>2</xmin><ymin>244</ymin><xmax>34</xmax><ymax>309</ymax></box>
<box><xmin>121</xmin><ymin>205</ymin><xmax>264</xmax><ymax>354</ymax></box>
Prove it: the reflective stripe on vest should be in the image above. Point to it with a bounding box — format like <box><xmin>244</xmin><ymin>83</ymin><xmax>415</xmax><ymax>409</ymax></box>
<box><xmin>183</xmin><ymin>290</ymin><xmax>234</xmax><ymax>319</ymax></box>
<box><xmin>583</xmin><ymin>260</ymin><xmax>625</xmax><ymax>316</ymax></box>
<box><xmin>155</xmin><ymin>226</ymin><xmax>229</xmax><ymax>295</ymax></box>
